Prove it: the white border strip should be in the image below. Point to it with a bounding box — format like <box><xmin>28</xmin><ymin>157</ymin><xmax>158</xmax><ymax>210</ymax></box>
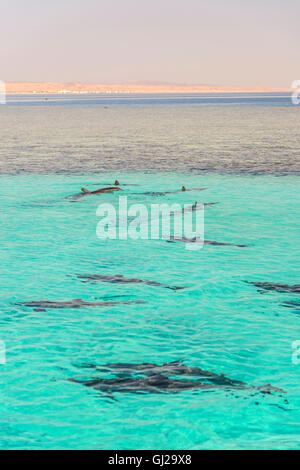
<box><xmin>0</xmin><ymin>81</ymin><xmax>6</xmax><ymax>104</ymax></box>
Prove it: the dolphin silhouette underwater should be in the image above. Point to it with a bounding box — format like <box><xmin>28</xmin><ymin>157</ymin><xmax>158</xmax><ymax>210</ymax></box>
<box><xmin>75</xmin><ymin>274</ymin><xmax>186</xmax><ymax>291</ymax></box>
<box><xmin>112</xmin><ymin>180</ymin><xmax>140</xmax><ymax>187</ymax></box>
<box><xmin>246</xmin><ymin>281</ymin><xmax>300</xmax><ymax>294</ymax></box>
<box><xmin>169</xmin><ymin>202</ymin><xmax>218</xmax><ymax>217</ymax></box>
<box><xmin>70</xmin><ymin>375</ymin><xmax>219</xmax><ymax>393</ymax></box>
<box><xmin>91</xmin><ymin>182</ymin><xmax>139</xmax><ymax>187</ymax></box>
<box><xmin>164</xmin><ymin>235</ymin><xmax>248</xmax><ymax>248</ymax></box>
<box><xmin>70</xmin><ymin>361</ymin><xmax>285</xmax><ymax>395</ymax></box>
<box><xmin>16</xmin><ymin>299</ymin><xmax>145</xmax><ymax>312</ymax></box>
<box><xmin>135</xmin><ymin>187</ymin><xmax>207</xmax><ymax>197</ymax></box>
<box><xmin>282</xmin><ymin>300</ymin><xmax>300</xmax><ymax>310</ymax></box>
<box><xmin>77</xmin><ymin>361</ymin><xmax>245</xmax><ymax>386</ymax></box>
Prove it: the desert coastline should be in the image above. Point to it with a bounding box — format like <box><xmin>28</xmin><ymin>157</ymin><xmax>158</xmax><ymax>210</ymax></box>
<box><xmin>5</xmin><ymin>81</ymin><xmax>292</xmax><ymax>94</ymax></box>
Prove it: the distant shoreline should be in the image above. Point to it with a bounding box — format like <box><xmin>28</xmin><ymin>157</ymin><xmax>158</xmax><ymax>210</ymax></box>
<box><xmin>4</xmin><ymin>82</ymin><xmax>292</xmax><ymax>95</ymax></box>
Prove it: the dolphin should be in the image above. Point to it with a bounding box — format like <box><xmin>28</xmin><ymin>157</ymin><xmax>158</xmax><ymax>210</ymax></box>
<box><xmin>75</xmin><ymin>274</ymin><xmax>186</xmax><ymax>291</ymax></box>
<box><xmin>70</xmin><ymin>186</ymin><xmax>123</xmax><ymax>200</ymax></box>
<box><xmin>70</xmin><ymin>361</ymin><xmax>285</xmax><ymax>395</ymax></box>
<box><xmin>282</xmin><ymin>301</ymin><xmax>300</xmax><ymax>310</ymax></box>
<box><xmin>164</xmin><ymin>235</ymin><xmax>248</xmax><ymax>248</ymax></box>
<box><xmin>69</xmin><ymin>375</ymin><xmax>217</xmax><ymax>393</ymax></box>
<box><xmin>132</xmin><ymin>188</ymin><xmax>207</xmax><ymax>197</ymax></box>
<box><xmin>77</xmin><ymin>361</ymin><xmax>246</xmax><ymax>387</ymax></box>
<box><xmin>91</xmin><ymin>183</ymin><xmax>139</xmax><ymax>186</ymax></box>
<box><xmin>246</xmin><ymin>281</ymin><xmax>300</xmax><ymax>294</ymax></box>
<box><xmin>170</xmin><ymin>202</ymin><xmax>218</xmax><ymax>216</ymax></box>
<box><xmin>80</xmin><ymin>186</ymin><xmax>122</xmax><ymax>195</ymax></box>
<box><xmin>180</xmin><ymin>187</ymin><xmax>207</xmax><ymax>192</ymax></box>
<box><xmin>112</xmin><ymin>180</ymin><xmax>139</xmax><ymax>187</ymax></box>
<box><xmin>16</xmin><ymin>299</ymin><xmax>145</xmax><ymax>312</ymax></box>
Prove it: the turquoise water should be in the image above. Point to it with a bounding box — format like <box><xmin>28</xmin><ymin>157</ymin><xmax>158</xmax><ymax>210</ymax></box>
<box><xmin>0</xmin><ymin>172</ymin><xmax>299</xmax><ymax>449</ymax></box>
<box><xmin>0</xmin><ymin>95</ymin><xmax>299</xmax><ymax>449</ymax></box>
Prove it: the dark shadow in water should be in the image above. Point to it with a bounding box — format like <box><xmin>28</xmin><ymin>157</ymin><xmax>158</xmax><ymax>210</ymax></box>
<box><xmin>69</xmin><ymin>360</ymin><xmax>286</xmax><ymax>397</ymax></box>
<box><xmin>75</xmin><ymin>274</ymin><xmax>186</xmax><ymax>291</ymax></box>
<box><xmin>282</xmin><ymin>301</ymin><xmax>300</xmax><ymax>311</ymax></box>
<box><xmin>15</xmin><ymin>299</ymin><xmax>145</xmax><ymax>312</ymax></box>
<box><xmin>91</xmin><ymin>183</ymin><xmax>140</xmax><ymax>186</ymax></box>
<box><xmin>246</xmin><ymin>281</ymin><xmax>300</xmax><ymax>294</ymax></box>
<box><xmin>164</xmin><ymin>235</ymin><xmax>248</xmax><ymax>248</ymax></box>
<box><xmin>131</xmin><ymin>188</ymin><xmax>207</xmax><ymax>196</ymax></box>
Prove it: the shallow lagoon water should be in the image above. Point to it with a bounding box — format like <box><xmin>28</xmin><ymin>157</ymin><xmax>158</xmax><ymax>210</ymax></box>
<box><xmin>0</xmin><ymin>95</ymin><xmax>299</xmax><ymax>449</ymax></box>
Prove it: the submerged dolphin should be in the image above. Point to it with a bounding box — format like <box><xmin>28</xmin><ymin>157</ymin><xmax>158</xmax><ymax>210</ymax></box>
<box><xmin>71</xmin><ymin>186</ymin><xmax>122</xmax><ymax>200</ymax></box>
<box><xmin>282</xmin><ymin>301</ymin><xmax>300</xmax><ymax>310</ymax></box>
<box><xmin>164</xmin><ymin>235</ymin><xmax>248</xmax><ymax>248</ymax></box>
<box><xmin>76</xmin><ymin>274</ymin><xmax>186</xmax><ymax>291</ymax></box>
<box><xmin>70</xmin><ymin>375</ymin><xmax>218</xmax><ymax>393</ymax></box>
<box><xmin>70</xmin><ymin>361</ymin><xmax>285</xmax><ymax>395</ymax></box>
<box><xmin>92</xmin><ymin>183</ymin><xmax>139</xmax><ymax>187</ymax></box>
<box><xmin>17</xmin><ymin>299</ymin><xmax>145</xmax><ymax>312</ymax></box>
<box><xmin>132</xmin><ymin>188</ymin><xmax>207</xmax><ymax>197</ymax></box>
<box><xmin>77</xmin><ymin>361</ymin><xmax>246</xmax><ymax>387</ymax></box>
<box><xmin>246</xmin><ymin>282</ymin><xmax>300</xmax><ymax>294</ymax></box>
<box><xmin>91</xmin><ymin>181</ymin><xmax>139</xmax><ymax>186</ymax></box>
<box><xmin>170</xmin><ymin>202</ymin><xmax>218</xmax><ymax>216</ymax></box>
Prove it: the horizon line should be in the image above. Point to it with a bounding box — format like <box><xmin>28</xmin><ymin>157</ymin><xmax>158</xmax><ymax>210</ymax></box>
<box><xmin>4</xmin><ymin>81</ymin><xmax>292</xmax><ymax>95</ymax></box>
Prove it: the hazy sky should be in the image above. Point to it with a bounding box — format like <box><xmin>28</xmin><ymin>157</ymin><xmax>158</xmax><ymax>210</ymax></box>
<box><xmin>1</xmin><ymin>0</ymin><xmax>299</xmax><ymax>86</ymax></box>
